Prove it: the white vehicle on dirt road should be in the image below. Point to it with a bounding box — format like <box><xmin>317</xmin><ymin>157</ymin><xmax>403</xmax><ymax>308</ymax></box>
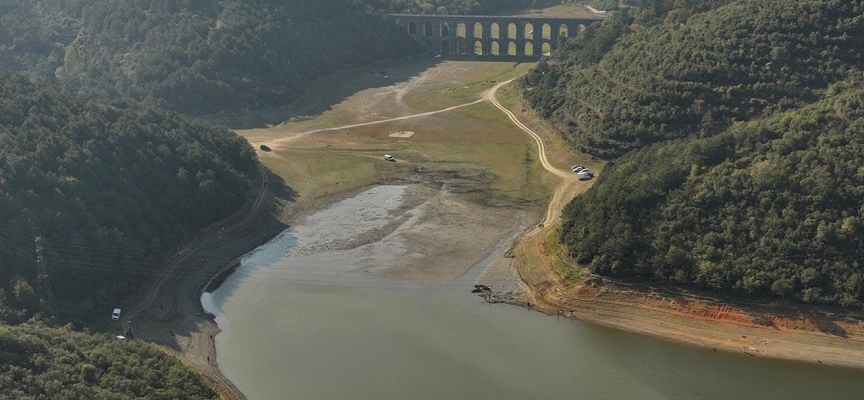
<box><xmin>112</xmin><ymin>308</ymin><xmax>122</xmax><ymax>321</ymax></box>
<box><xmin>384</xmin><ymin>154</ymin><xmax>395</xmax><ymax>162</ymax></box>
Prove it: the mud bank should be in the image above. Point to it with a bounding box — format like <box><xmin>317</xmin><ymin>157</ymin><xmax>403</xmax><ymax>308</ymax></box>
<box><xmin>516</xmin><ymin>269</ymin><xmax>864</xmax><ymax>371</ymax></box>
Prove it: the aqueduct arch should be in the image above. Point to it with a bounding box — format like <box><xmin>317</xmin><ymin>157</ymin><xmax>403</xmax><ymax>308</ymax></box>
<box><xmin>391</xmin><ymin>14</ymin><xmax>602</xmax><ymax>58</ymax></box>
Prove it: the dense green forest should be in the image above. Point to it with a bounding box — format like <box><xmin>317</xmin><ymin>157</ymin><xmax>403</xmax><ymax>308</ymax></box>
<box><xmin>533</xmin><ymin>0</ymin><xmax>864</xmax><ymax>307</ymax></box>
<box><xmin>520</xmin><ymin>0</ymin><xmax>864</xmax><ymax>158</ymax></box>
<box><xmin>560</xmin><ymin>80</ymin><xmax>864</xmax><ymax>306</ymax></box>
<box><xmin>0</xmin><ymin>0</ymin><xmax>418</xmax><ymax>114</ymax></box>
<box><xmin>0</xmin><ymin>74</ymin><xmax>256</xmax><ymax>323</ymax></box>
<box><xmin>0</xmin><ymin>322</ymin><xmax>216</xmax><ymax>399</ymax></box>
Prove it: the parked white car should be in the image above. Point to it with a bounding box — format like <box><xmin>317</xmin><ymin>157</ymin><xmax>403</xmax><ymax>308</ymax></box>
<box><xmin>111</xmin><ymin>308</ymin><xmax>122</xmax><ymax>321</ymax></box>
<box><xmin>384</xmin><ymin>154</ymin><xmax>395</xmax><ymax>162</ymax></box>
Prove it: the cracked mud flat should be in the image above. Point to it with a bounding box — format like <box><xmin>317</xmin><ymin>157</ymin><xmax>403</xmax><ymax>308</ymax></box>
<box><xmin>282</xmin><ymin>184</ymin><xmax>534</xmax><ymax>286</ymax></box>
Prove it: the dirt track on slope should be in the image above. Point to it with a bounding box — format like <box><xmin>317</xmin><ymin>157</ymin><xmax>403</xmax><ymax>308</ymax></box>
<box><xmin>122</xmin><ymin>58</ymin><xmax>864</xmax><ymax>400</ymax></box>
<box><xmin>122</xmin><ymin>165</ymin><xmax>284</xmax><ymax>400</ymax></box>
<box><xmin>490</xmin><ymin>79</ymin><xmax>864</xmax><ymax>371</ymax></box>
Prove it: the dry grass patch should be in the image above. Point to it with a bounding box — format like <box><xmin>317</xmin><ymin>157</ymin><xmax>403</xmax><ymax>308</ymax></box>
<box><xmin>495</xmin><ymin>83</ymin><xmax>603</xmax><ymax>175</ymax></box>
<box><xmin>400</xmin><ymin>62</ymin><xmax>534</xmax><ymax>110</ymax></box>
<box><xmin>242</xmin><ymin>61</ymin><xmax>565</xmax><ymax>220</ymax></box>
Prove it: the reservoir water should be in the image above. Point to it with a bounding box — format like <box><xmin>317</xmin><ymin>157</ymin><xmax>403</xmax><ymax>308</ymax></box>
<box><xmin>203</xmin><ymin>186</ymin><xmax>864</xmax><ymax>400</ymax></box>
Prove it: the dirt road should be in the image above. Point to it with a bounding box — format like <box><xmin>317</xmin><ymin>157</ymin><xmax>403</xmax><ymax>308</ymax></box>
<box><xmin>487</xmin><ymin>79</ymin><xmax>582</xmax><ymax>231</ymax></box>
<box><xmin>488</xmin><ymin>78</ymin><xmax>864</xmax><ymax>371</ymax></box>
<box><xmin>124</xmin><ymin>66</ymin><xmax>539</xmax><ymax>399</ymax></box>
<box><xmin>487</xmin><ymin>77</ymin><xmax>588</xmax><ymax>271</ymax></box>
<box><xmin>265</xmin><ymin>98</ymin><xmax>485</xmax><ymax>148</ymax></box>
<box><xmin>124</xmin><ymin>164</ymin><xmax>282</xmax><ymax>400</ymax></box>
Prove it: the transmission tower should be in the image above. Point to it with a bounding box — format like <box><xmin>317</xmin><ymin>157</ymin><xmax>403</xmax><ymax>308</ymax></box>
<box><xmin>34</xmin><ymin>236</ymin><xmax>53</xmax><ymax>301</ymax></box>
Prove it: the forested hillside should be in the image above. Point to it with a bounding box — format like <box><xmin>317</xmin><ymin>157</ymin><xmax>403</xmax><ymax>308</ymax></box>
<box><xmin>374</xmin><ymin>0</ymin><xmax>531</xmax><ymax>14</ymax></box>
<box><xmin>520</xmin><ymin>0</ymin><xmax>864</xmax><ymax>158</ymax></box>
<box><xmin>560</xmin><ymin>79</ymin><xmax>864</xmax><ymax>307</ymax></box>
<box><xmin>0</xmin><ymin>0</ymin><xmax>418</xmax><ymax>114</ymax></box>
<box><xmin>0</xmin><ymin>322</ymin><xmax>217</xmax><ymax>399</ymax></box>
<box><xmin>0</xmin><ymin>74</ymin><xmax>256</xmax><ymax>322</ymax></box>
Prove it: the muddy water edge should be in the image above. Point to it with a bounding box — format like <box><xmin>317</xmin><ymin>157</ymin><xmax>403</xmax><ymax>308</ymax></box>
<box><xmin>202</xmin><ymin>185</ymin><xmax>864</xmax><ymax>400</ymax></box>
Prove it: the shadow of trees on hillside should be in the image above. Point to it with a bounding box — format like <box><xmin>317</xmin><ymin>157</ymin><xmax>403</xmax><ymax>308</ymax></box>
<box><xmin>206</xmin><ymin>57</ymin><xmax>443</xmax><ymax>130</ymax></box>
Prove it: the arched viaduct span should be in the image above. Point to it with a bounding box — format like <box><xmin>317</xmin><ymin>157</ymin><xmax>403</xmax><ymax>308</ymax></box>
<box><xmin>389</xmin><ymin>14</ymin><xmax>603</xmax><ymax>58</ymax></box>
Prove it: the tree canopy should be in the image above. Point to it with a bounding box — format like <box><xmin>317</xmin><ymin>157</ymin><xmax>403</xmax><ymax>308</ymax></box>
<box><xmin>560</xmin><ymin>79</ymin><xmax>864</xmax><ymax>307</ymax></box>
<box><xmin>0</xmin><ymin>322</ymin><xmax>217</xmax><ymax>399</ymax></box>
<box><xmin>0</xmin><ymin>0</ymin><xmax>419</xmax><ymax>114</ymax></box>
<box><xmin>533</xmin><ymin>0</ymin><xmax>864</xmax><ymax>307</ymax></box>
<box><xmin>520</xmin><ymin>0</ymin><xmax>864</xmax><ymax>158</ymax></box>
<box><xmin>0</xmin><ymin>74</ymin><xmax>257</xmax><ymax>323</ymax></box>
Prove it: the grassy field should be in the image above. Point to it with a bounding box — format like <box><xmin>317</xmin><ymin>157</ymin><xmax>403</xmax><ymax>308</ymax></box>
<box><xmin>242</xmin><ymin>61</ymin><xmax>532</xmax><ymax>137</ymax></box>
<box><xmin>242</xmin><ymin>60</ymin><xmax>557</xmax><ymax>218</ymax></box>
<box><xmin>400</xmin><ymin>62</ymin><xmax>534</xmax><ymax>109</ymax></box>
<box><xmin>495</xmin><ymin>0</ymin><xmax>598</xmax><ymax>18</ymax></box>
<box><xmin>493</xmin><ymin>79</ymin><xmax>601</xmax><ymax>175</ymax></box>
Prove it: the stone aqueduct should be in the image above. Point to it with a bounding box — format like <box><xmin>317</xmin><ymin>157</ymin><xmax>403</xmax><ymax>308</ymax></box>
<box><xmin>389</xmin><ymin>14</ymin><xmax>603</xmax><ymax>58</ymax></box>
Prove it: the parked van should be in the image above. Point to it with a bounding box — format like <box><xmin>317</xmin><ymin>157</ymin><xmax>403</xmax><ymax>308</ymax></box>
<box><xmin>577</xmin><ymin>170</ymin><xmax>593</xmax><ymax>181</ymax></box>
<box><xmin>112</xmin><ymin>308</ymin><xmax>122</xmax><ymax>321</ymax></box>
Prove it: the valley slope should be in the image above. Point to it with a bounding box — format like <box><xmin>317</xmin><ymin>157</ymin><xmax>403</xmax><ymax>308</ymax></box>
<box><xmin>0</xmin><ymin>0</ymin><xmax>418</xmax><ymax>114</ymax></box>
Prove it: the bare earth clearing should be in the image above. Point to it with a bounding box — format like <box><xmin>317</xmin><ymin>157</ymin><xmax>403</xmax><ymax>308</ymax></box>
<box><xmin>241</xmin><ymin>61</ymin><xmax>553</xmax><ymax>286</ymax></box>
<box><xmin>128</xmin><ymin>60</ymin><xmax>552</xmax><ymax>399</ymax></box>
<box><xmin>129</xmin><ymin>57</ymin><xmax>864</xmax><ymax>400</ymax></box>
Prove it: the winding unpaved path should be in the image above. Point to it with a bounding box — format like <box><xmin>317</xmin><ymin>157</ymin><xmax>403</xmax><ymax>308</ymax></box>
<box><xmin>268</xmin><ymin>98</ymin><xmax>485</xmax><ymax>147</ymax></box>
<box><xmin>487</xmin><ymin>80</ymin><xmax>569</xmax><ymax>180</ymax></box>
<box><xmin>124</xmin><ymin>166</ymin><xmax>269</xmax><ymax>326</ymax></box>
<box><xmin>487</xmin><ymin>80</ymin><xmax>864</xmax><ymax>371</ymax></box>
<box><xmin>486</xmin><ymin>79</ymin><xmax>590</xmax><ymax>289</ymax></box>
<box><xmin>487</xmin><ymin>80</ymin><xmax>579</xmax><ymax>226</ymax></box>
<box><xmin>124</xmin><ymin>165</ymin><xmax>274</xmax><ymax>400</ymax></box>
<box><xmin>125</xmin><ymin>72</ymin><xmax>578</xmax><ymax>399</ymax></box>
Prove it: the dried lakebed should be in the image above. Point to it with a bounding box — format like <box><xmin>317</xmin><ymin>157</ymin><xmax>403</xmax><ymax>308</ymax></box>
<box><xmin>203</xmin><ymin>185</ymin><xmax>864</xmax><ymax>400</ymax></box>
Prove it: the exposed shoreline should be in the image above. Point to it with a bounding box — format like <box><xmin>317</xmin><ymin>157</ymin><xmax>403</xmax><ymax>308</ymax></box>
<box><xmin>153</xmin><ymin>61</ymin><xmax>544</xmax><ymax>398</ymax></box>
<box><xmin>490</xmin><ymin>78</ymin><xmax>864</xmax><ymax>372</ymax></box>
<box><xmin>510</xmin><ymin>263</ymin><xmax>864</xmax><ymax>370</ymax></box>
<box><xmin>187</xmin><ymin>179</ymin><xmax>540</xmax><ymax>398</ymax></box>
<box><xmin>124</xmin><ymin>166</ymin><xmax>285</xmax><ymax>400</ymax></box>
<box><xmin>141</xmin><ymin>60</ymin><xmax>864</xmax><ymax>399</ymax></box>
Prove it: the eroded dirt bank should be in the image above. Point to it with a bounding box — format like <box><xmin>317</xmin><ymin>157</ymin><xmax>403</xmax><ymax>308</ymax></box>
<box><xmin>489</xmin><ymin>77</ymin><xmax>864</xmax><ymax>371</ymax></box>
<box><xmin>122</xmin><ymin>167</ymin><xmax>284</xmax><ymax>400</ymax></box>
